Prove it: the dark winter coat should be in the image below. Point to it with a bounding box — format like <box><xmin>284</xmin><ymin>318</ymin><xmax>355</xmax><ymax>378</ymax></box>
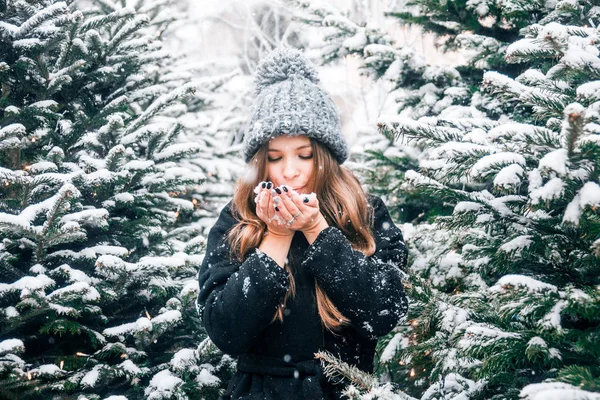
<box><xmin>197</xmin><ymin>194</ymin><xmax>409</xmax><ymax>399</ymax></box>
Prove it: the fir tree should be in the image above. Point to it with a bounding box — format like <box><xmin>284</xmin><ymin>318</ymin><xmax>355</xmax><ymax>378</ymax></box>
<box><xmin>281</xmin><ymin>0</ymin><xmax>574</xmax><ymax>225</ymax></box>
<box><xmin>326</xmin><ymin>1</ymin><xmax>600</xmax><ymax>398</ymax></box>
<box><xmin>0</xmin><ymin>0</ymin><xmax>234</xmax><ymax>398</ymax></box>
<box><xmin>282</xmin><ymin>0</ymin><xmax>479</xmax><ymax>224</ymax></box>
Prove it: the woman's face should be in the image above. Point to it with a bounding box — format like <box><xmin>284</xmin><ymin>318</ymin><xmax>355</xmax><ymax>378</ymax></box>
<box><xmin>266</xmin><ymin>135</ymin><xmax>314</xmax><ymax>194</ymax></box>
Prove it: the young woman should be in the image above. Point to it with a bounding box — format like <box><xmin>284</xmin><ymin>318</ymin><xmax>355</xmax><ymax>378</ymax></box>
<box><xmin>197</xmin><ymin>47</ymin><xmax>408</xmax><ymax>400</ymax></box>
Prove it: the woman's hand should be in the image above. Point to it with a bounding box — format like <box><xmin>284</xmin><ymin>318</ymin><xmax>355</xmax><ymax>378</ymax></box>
<box><xmin>270</xmin><ymin>185</ymin><xmax>327</xmax><ymax>233</ymax></box>
<box><xmin>255</xmin><ymin>182</ymin><xmax>295</xmax><ymax>237</ymax></box>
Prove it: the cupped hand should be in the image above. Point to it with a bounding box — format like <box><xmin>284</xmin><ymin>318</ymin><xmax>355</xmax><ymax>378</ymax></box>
<box><xmin>269</xmin><ymin>185</ymin><xmax>326</xmax><ymax>233</ymax></box>
<box><xmin>255</xmin><ymin>182</ymin><xmax>295</xmax><ymax>237</ymax></box>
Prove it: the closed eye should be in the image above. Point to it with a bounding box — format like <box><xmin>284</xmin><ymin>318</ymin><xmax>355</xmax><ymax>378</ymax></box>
<box><xmin>268</xmin><ymin>155</ymin><xmax>313</xmax><ymax>162</ymax></box>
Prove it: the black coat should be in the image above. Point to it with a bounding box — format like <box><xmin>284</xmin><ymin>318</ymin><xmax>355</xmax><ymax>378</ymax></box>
<box><xmin>197</xmin><ymin>194</ymin><xmax>408</xmax><ymax>399</ymax></box>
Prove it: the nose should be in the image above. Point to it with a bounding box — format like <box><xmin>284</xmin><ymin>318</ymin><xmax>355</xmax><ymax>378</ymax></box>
<box><xmin>282</xmin><ymin>158</ymin><xmax>300</xmax><ymax>180</ymax></box>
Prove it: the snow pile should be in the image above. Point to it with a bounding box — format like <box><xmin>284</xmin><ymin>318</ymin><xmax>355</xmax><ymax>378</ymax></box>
<box><xmin>439</xmin><ymin>303</ymin><xmax>469</xmax><ymax>333</ymax></box>
<box><xmin>421</xmin><ymin>373</ymin><xmax>483</xmax><ymax>400</ymax></box>
<box><xmin>170</xmin><ymin>348</ymin><xmax>196</xmax><ymax>371</ymax></box>
<box><xmin>470</xmin><ymin>152</ymin><xmax>526</xmax><ymax>178</ymax></box>
<box><xmin>0</xmin><ymin>339</ymin><xmax>25</xmax><ymax>355</ymax></box>
<box><xmin>563</xmin><ymin>182</ymin><xmax>600</xmax><ymax>225</ymax></box>
<box><xmin>103</xmin><ymin>310</ymin><xmax>181</xmax><ymax>338</ymax></box>
<box><xmin>47</xmin><ymin>281</ymin><xmax>101</xmax><ymax>301</ymax></box>
<box><xmin>144</xmin><ymin>370</ymin><xmax>184</xmax><ymax>399</ymax></box>
<box><xmin>539</xmin><ymin>300</ymin><xmax>567</xmax><ymax>331</ymax></box>
<box><xmin>31</xmin><ymin>364</ymin><xmax>62</xmax><ymax>377</ymax></box>
<box><xmin>343</xmin><ymin>382</ymin><xmax>418</xmax><ymax>400</ymax></box>
<box><xmin>0</xmin><ymin>275</ymin><xmax>55</xmax><ymax>297</ymax></box>
<box><xmin>80</xmin><ymin>365</ymin><xmax>103</xmax><ymax>387</ymax></box>
<box><xmin>458</xmin><ymin>324</ymin><xmax>521</xmax><ymax>350</ymax></box>
<box><xmin>196</xmin><ymin>368</ymin><xmax>220</xmax><ymax>387</ymax></box>
<box><xmin>489</xmin><ymin>275</ymin><xmax>558</xmax><ymax>294</ymax></box>
<box><xmin>520</xmin><ymin>382</ymin><xmax>600</xmax><ymax>400</ymax></box>
<box><xmin>120</xmin><ymin>359</ymin><xmax>142</xmax><ymax>375</ymax></box>
<box><xmin>498</xmin><ymin>235</ymin><xmax>533</xmax><ymax>255</ymax></box>
<box><xmin>379</xmin><ymin>333</ymin><xmax>409</xmax><ymax>363</ymax></box>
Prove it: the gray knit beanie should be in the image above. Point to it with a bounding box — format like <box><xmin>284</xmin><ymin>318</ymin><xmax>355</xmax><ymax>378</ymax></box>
<box><xmin>242</xmin><ymin>46</ymin><xmax>349</xmax><ymax>164</ymax></box>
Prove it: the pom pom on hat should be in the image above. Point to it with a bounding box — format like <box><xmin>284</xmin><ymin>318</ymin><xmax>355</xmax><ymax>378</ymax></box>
<box><xmin>253</xmin><ymin>46</ymin><xmax>320</xmax><ymax>95</ymax></box>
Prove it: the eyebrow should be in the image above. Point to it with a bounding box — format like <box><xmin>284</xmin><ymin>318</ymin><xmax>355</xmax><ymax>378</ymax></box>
<box><xmin>268</xmin><ymin>145</ymin><xmax>311</xmax><ymax>152</ymax></box>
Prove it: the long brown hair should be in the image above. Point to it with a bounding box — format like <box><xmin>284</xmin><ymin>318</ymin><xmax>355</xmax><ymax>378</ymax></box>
<box><xmin>226</xmin><ymin>137</ymin><xmax>376</xmax><ymax>332</ymax></box>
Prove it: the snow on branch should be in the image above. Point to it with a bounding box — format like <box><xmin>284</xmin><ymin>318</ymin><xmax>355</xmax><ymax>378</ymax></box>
<box><xmin>377</xmin><ymin>116</ymin><xmax>462</xmax><ymax>144</ymax></box>
<box><xmin>505</xmin><ymin>38</ymin><xmax>558</xmax><ymax>64</ymax></box>
<box><xmin>15</xmin><ymin>2</ymin><xmax>68</xmax><ymax>39</ymax></box>
<box><xmin>577</xmin><ymin>81</ymin><xmax>600</xmax><ymax>103</ymax></box>
<box><xmin>0</xmin><ymin>124</ymin><xmax>27</xmax><ymax>141</ymax></box>
<box><xmin>458</xmin><ymin>324</ymin><xmax>521</xmax><ymax>350</ymax></box>
<box><xmin>489</xmin><ymin>275</ymin><xmax>558</xmax><ymax>294</ymax></box>
<box><xmin>124</xmin><ymin>83</ymin><xmax>197</xmax><ymax>136</ymax></box>
<box><xmin>563</xmin><ymin>182</ymin><xmax>600</xmax><ymax>225</ymax></box>
<box><xmin>79</xmin><ymin>6</ymin><xmax>136</xmax><ymax>32</ymax></box>
<box><xmin>0</xmin><ymin>339</ymin><xmax>25</xmax><ymax>356</ymax></box>
<box><xmin>470</xmin><ymin>152</ymin><xmax>526</xmax><ymax>179</ymax></box>
<box><xmin>498</xmin><ymin>235</ymin><xmax>533</xmax><ymax>256</ymax></box>
<box><xmin>153</xmin><ymin>143</ymin><xmax>203</xmax><ymax>161</ymax></box>
<box><xmin>107</xmin><ymin>14</ymin><xmax>150</xmax><ymax>53</ymax></box>
<box><xmin>102</xmin><ymin>310</ymin><xmax>182</xmax><ymax>338</ymax></box>
<box><xmin>0</xmin><ymin>275</ymin><xmax>55</xmax><ymax>298</ymax></box>
<box><xmin>530</xmin><ymin>177</ymin><xmax>565</xmax><ymax>205</ymax></box>
<box><xmin>144</xmin><ymin>369</ymin><xmax>183</xmax><ymax>399</ymax></box>
<box><xmin>284</xmin><ymin>0</ymin><xmax>340</xmax><ymax>19</ymax></box>
<box><xmin>0</xmin><ymin>184</ymin><xmax>80</xmax><ymax>233</ymax></box>
<box><xmin>59</xmin><ymin>208</ymin><xmax>109</xmax><ymax>229</ymax></box>
<box><xmin>47</xmin><ymin>281</ymin><xmax>101</xmax><ymax>301</ymax></box>
<box><xmin>520</xmin><ymin>382</ymin><xmax>600</xmax><ymax>400</ymax></box>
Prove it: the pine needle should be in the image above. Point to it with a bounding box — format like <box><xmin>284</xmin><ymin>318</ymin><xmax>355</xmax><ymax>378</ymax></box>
<box><xmin>315</xmin><ymin>351</ymin><xmax>377</xmax><ymax>391</ymax></box>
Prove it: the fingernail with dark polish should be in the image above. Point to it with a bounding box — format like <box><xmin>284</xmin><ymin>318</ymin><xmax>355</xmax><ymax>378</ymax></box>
<box><xmin>275</xmin><ymin>187</ymin><xmax>281</xmax><ymax>194</ymax></box>
<box><xmin>261</xmin><ymin>182</ymin><xmax>266</xmax><ymax>188</ymax></box>
<box><xmin>303</xmin><ymin>197</ymin><xmax>309</xmax><ymax>203</ymax></box>
<box><xmin>282</xmin><ymin>186</ymin><xmax>288</xmax><ymax>192</ymax></box>
<box><xmin>275</xmin><ymin>206</ymin><xmax>279</xmax><ymax>212</ymax></box>
<box><xmin>267</xmin><ymin>182</ymin><xmax>272</xmax><ymax>189</ymax></box>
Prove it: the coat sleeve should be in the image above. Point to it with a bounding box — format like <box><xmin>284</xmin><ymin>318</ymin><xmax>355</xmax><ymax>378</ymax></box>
<box><xmin>197</xmin><ymin>201</ymin><xmax>290</xmax><ymax>355</ymax></box>
<box><xmin>301</xmin><ymin>195</ymin><xmax>408</xmax><ymax>339</ymax></box>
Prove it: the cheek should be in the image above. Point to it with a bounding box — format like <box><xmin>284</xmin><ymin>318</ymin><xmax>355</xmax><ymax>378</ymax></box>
<box><xmin>266</xmin><ymin>165</ymin><xmax>277</xmax><ymax>181</ymax></box>
<box><xmin>303</xmin><ymin>163</ymin><xmax>314</xmax><ymax>177</ymax></box>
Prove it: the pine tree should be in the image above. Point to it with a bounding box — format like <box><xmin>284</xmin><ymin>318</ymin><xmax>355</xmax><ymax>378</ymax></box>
<box><xmin>167</xmin><ymin>63</ymin><xmax>248</xmax><ymax>235</ymax></box>
<box><xmin>281</xmin><ymin>0</ymin><xmax>571</xmax><ymax>224</ymax></box>
<box><xmin>329</xmin><ymin>1</ymin><xmax>600</xmax><ymax>398</ymax></box>
<box><xmin>282</xmin><ymin>0</ymin><xmax>480</xmax><ymax>224</ymax></box>
<box><xmin>0</xmin><ymin>0</ymin><xmax>234</xmax><ymax>398</ymax></box>
<box><xmin>283</xmin><ymin>0</ymin><xmax>600</xmax><ymax>399</ymax></box>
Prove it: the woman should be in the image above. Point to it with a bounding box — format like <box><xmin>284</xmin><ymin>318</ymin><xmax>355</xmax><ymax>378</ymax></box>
<box><xmin>197</xmin><ymin>47</ymin><xmax>408</xmax><ymax>399</ymax></box>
